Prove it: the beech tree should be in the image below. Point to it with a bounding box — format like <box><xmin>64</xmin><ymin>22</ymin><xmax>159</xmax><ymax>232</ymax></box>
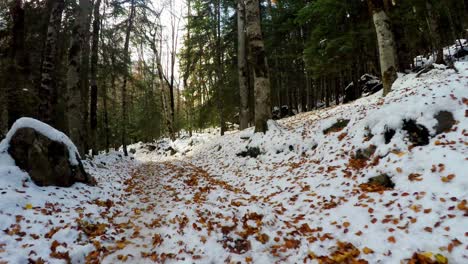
<box><xmin>244</xmin><ymin>0</ymin><xmax>271</xmax><ymax>133</ymax></box>
<box><xmin>237</xmin><ymin>0</ymin><xmax>249</xmax><ymax>130</ymax></box>
<box><xmin>67</xmin><ymin>0</ymin><xmax>91</xmax><ymax>155</ymax></box>
<box><xmin>121</xmin><ymin>0</ymin><xmax>136</xmax><ymax>156</ymax></box>
<box><xmin>367</xmin><ymin>0</ymin><xmax>398</xmax><ymax>96</ymax></box>
<box><xmin>90</xmin><ymin>0</ymin><xmax>102</xmax><ymax>154</ymax></box>
<box><xmin>38</xmin><ymin>0</ymin><xmax>65</xmax><ymax>125</ymax></box>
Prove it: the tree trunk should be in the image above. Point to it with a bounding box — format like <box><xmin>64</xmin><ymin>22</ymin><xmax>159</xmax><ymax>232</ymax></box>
<box><xmin>7</xmin><ymin>0</ymin><xmax>27</xmax><ymax>127</ymax></box>
<box><xmin>67</xmin><ymin>0</ymin><xmax>89</xmax><ymax>155</ymax></box>
<box><xmin>244</xmin><ymin>0</ymin><xmax>271</xmax><ymax>133</ymax></box>
<box><xmin>238</xmin><ymin>0</ymin><xmax>249</xmax><ymax>130</ymax></box>
<box><xmin>368</xmin><ymin>0</ymin><xmax>398</xmax><ymax>97</ymax></box>
<box><xmin>215</xmin><ymin>0</ymin><xmax>225</xmax><ymax>135</ymax></box>
<box><xmin>90</xmin><ymin>0</ymin><xmax>101</xmax><ymax>155</ymax></box>
<box><xmin>121</xmin><ymin>0</ymin><xmax>136</xmax><ymax>156</ymax></box>
<box><xmin>81</xmin><ymin>1</ymin><xmax>93</xmax><ymax>152</ymax></box>
<box><xmin>425</xmin><ymin>1</ymin><xmax>444</xmax><ymax>65</ymax></box>
<box><xmin>39</xmin><ymin>0</ymin><xmax>65</xmax><ymax>125</ymax></box>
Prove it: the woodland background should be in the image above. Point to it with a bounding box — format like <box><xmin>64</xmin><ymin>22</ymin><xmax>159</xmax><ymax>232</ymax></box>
<box><xmin>0</xmin><ymin>0</ymin><xmax>466</xmax><ymax>155</ymax></box>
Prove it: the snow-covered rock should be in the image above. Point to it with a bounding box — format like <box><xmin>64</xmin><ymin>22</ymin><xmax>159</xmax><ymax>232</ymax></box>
<box><xmin>0</xmin><ymin>118</ymin><xmax>94</xmax><ymax>187</ymax></box>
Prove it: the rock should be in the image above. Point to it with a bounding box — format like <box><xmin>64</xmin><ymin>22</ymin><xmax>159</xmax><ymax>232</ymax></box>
<box><xmin>129</xmin><ymin>148</ymin><xmax>136</xmax><ymax>154</ymax></box>
<box><xmin>384</xmin><ymin>127</ymin><xmax>395</xmax><ymax>144</ymax></box>
<box><xmin>323</xmin><ymin>119</ymin><xmax>350</xmax><ymax>134</ymax></box>
<box><xmin>402</xmin><ymin>119</ymin><xmax>429</xmax><ymax>146</ymax></box>
<box><xmin>145</xmin><ymin>144</ymin><xmax>157</xmax><ymax>151</ymax></box>
<box><xmin>236</xmin><ymin>147</ymin><xmax>261</xmax><ymax>158</ymax></box>
<box><xmin>7</xmin><ymin>127</ymin><xmax>95</xmax><ymax>187</ymax></box>
<box><xmin>368</xmin><ymin>174</ymin><xmax>394</xmax><ymax>188</ymax></box>
<box><xmin>434</xmin><ymin>111</ymin><xmax>455</xmax><ymax>135</ymax></box>
<box><xmin>272</xmin><ymin>106</ymin><xmax>281</xmax><ymax>120</ymax></box>
<box><xmin>363</xmin><ymin>127</ymin><xmax>374</xmax><ymax>141</ymax></box>
<box><xmin>165</xmin><ymin>146</ymin><xmax>177</xmax><ymax>156</ymax></box>
<box><xmin>355</xmin><ymin>145</ymin><xmax>377</xmax><ymax>160</ymax></box>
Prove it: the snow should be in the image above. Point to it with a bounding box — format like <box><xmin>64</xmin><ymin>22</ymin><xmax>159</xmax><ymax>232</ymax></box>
<box><xmin>0</xmin><ymin>62</ymin><xmax>467</xmax><ymax>263</ymax></box>
<box><xmin>0</xmin><ymin>117</ymin><xmax>81</xmax><ymax>165</ymax></box>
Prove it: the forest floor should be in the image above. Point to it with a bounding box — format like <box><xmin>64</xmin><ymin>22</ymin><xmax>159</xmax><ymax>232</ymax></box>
<box><xmin>1</xmin><ymin>61</ymin><xmax>468</xmax><ymax>264</ymax></box>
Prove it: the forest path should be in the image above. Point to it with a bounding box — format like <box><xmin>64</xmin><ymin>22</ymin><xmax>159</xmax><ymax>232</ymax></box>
<box><xmin>99</xmin><ymin>160</ymin><xmax>265</xmax><ymax>263</ymax></box>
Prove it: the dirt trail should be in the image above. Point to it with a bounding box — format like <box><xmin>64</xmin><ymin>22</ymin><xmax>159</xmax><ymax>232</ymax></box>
<box><xmin>97</xmin><ymin>160</ymin><xmax>259</xmax><ymax>263</ymax></box>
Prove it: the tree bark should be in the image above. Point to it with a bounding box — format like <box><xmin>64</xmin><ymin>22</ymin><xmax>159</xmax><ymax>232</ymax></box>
<box><xmin>81</xmin><ymin>0</ymin><xmax>93</xmax><ymax>152</ymax></box>
<box><xmin>67</xmin><ymin>0</ymin><xmax>89</xmax><ymax>155</ymax></box>
<box><xmin>7</xmin><ymin>0</ymin><xmax>26</xmax><ymax>127</ymax></box>
<box><xmin>368</xmin><ymin>0</ymin><xmax>398</xmax><ymax>96</ymax></box>
<box><xmin>90</xmin><ymin>0</ymin><xmax>102</xmax><ymax>155</ymax></box>
<box><xmin>244</xmin><ymin>0</ymin><xmax>271</xmax><ymax>133</ymax></box>
<box><xmin>39</xmin><ymin>0</ymin><xmax>65</xmax><ymax>125</ymax></box>
<box><xmin>121</xmin><ymin>0</ymin><xmax>136</xmax><ymax>156</ymax></box>
<box><xmin>215</xmin><ymin>0</ymin><xmax>225</xmax><ymax>135</ymax></box>
<box><xmin>238</xmin><ymin>0</ymin><xmax>249</xmax><ymax>130</ymax></box>
<box><xmin>425</xmin><ymin>1</ymin><xmax>445</xmax><ymax>65</ymax></box>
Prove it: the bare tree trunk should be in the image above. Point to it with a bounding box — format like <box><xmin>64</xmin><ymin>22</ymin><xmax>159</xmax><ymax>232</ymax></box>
<box><xmin>244</xmin><ymin>0</ymin><xmax>271</xmax><ymax>133</ymax></box>
<box><xmin>368</xmin><ymin>0</ymin><xmax>398</xmax><ymax>96</ymax></box>
<box><xmin>67</xmin><ymin>0</ymin><xmax>90</xmax><ymax>155</ymax></box>
<box><xmin>215</xmin><ymin>0</ymin><xmax>225</xmax><ymax>135</ymax></box>
<box><xmin>425</xmin><ymin>1</ymin><xmax>445</xmax><ymax>65</ymax></box>
<box><xmin>7</xmin><ymin>0</ymin><xmax>26</xmax><ymax>127</ymax></box>
<box><xmin>90</xmin><ymin>0</ymin><xmax>101</xmax><ymax>155</ymax></box>
<box><xmin>167</xmin><ymin>0</ymin><xmax>179</xmax><ymax>140</ymax></box>
<box><xmin>238</xmin><ymin>0</ymin><xmax>249</xmax><ymax>130</ymax></box>
<box><xmin>39</xmin><ymin>0</ymin><xmax>65</xmax><ymax>125</ymax></box>
<box><xmin>81</xmin><ymin>1</ymin><xmax>93</xmax><ymax>153</ymax></box>
<box><xmin>121</xmin><ymin>0</ymin><xmax>136</xmax><ymax>156</ymax></box>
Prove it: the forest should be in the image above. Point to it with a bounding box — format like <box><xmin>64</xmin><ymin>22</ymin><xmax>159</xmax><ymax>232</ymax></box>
<box><xmin>0</xmin><ymin>0</ymin><xmax>467</xmax><ymax>263</ymax></box>
<box><xmin>1</xmin><ymin>0</ymin><xmax>467</xmax><ymax>155</ymax></box>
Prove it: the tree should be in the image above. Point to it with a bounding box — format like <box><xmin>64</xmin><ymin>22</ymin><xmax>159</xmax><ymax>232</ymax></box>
<box><xmin>237</xmin><ymin>0</ymin><xmax>249</xmax><ymax>130</ymax></box>
<box><xmin>244</xmin><ymin>0</ymin><xmax>271</xmax><ymax>133</ymax></box>
<box><xmin>367</xmin><ymin>0</ymin><xmax>398</xmax><ymax>96</ymax></box>
<box><xmin>67</xmin><ymin>0</ymin><xmax>91</xmax><ymax>155</ymax></box>
<box><xmin>121</xmin><ymin>0</ymin><xmax>136</xmax><ymax>156</ymax></box>
<box><xmin>38</xmin><ymin>0</ymin><xmax>65</xmax><ymax>125</ymax></box>
<box><xmin>7</xmin><ymin>0</ymin><xmax>27</xmax><ymax>128</ymax></box>
<box><xmin>90</xmin><ymin>0</ymin><xmax>102</xmax><ymax>155</ymax></box>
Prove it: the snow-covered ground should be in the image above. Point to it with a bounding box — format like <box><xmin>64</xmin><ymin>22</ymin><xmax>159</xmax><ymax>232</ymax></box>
<box><xmin>0</xmin><ymin>62</ymin><xmax>467</xmax><ymax>263</ymax></box>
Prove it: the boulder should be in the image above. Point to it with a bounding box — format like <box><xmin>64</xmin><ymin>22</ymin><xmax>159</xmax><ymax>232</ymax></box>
<box><xmin>384</xmin><ymin>127</ymin><xmax>395</xmax><ymax>144</ymax></box>
<box><xmin>3</xmin><ymin>119</ymin><xmax>95</xmax><ymax>187</ymax></box>
<box><xmin>368</xmin><ymin>174</ymin><xmax>394</xmax><ymax>188</ymax></box>
<box><xmin>237</xmin><ymin>147</ymin><xmax>261</xmax><ymax>158</ymax></box>
<box><xmin>402</xmin><ymin>119</ymin><xmax>429</xmax><ymax>146</ymax></box>
<box><xmin>433</xmin><ymin>111</ymin><xmax>455</xmax><ymax>135</ymax></box>
<box><xmin>354</xmin><ymin>145</ymin><xmax>377</xmax><ymax>160</ymax></box>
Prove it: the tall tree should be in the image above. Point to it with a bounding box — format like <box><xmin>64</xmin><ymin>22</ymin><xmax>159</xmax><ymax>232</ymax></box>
<box><xmin>38</xmin><ymin>0</ymin><xmax>65</xmax><ymax>125</ymax></box>
<box><xmin>67</xmin><ymin>0</ymin><xmax>91</xmax><ymax>155</ymax></box>
<box><xmin>244</xmin><ymin>0</ymin><xmax>271</xmax><ymax>133</ymax></box>
<box><xmin>7</xmin><ymin>0</ymin><xmax>26</xmax><ymax>127</ymax></box>
<box><xmin>90</xmin><ymin>0</ymin><xmax>102</xmax><ymax>155</ymax></box>
<box><xmin>121</xmin><ymin>0</ymin><xmax>136</xmax><ymax>156</ymax></box>
<box><xmin>368</xmin><ymin>0</ymin><xmax>398</xmax><ymax>96</ymax></box>
<box><xmin>215</xmin><ymin>0</ymin><xmax>226</xmax><ymax>135</ymax></box>
<box><xmin>237</xmin><ymin>0</ymin><xmax>249</xmax><ymax>130</ymax></box>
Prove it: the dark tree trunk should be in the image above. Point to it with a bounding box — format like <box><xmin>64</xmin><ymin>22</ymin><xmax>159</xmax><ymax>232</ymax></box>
<box><xmin>39</xmin><ymin>0</ymin><xmax>65</xmax><ymax>125</ymax></box>
<box><xmin>121</xmin><ymin>0</ymin><xmax>136</xmax><ymax>156</ymax></box>
<box><xmin>7</xmin><ymin>0</ymin><xmax>27</xmax><ymax>127</ymax></box>
<box><xmin>90</xmin><ymin>0</ymin><xmax>101</xmax><ymax>155</ymax></box>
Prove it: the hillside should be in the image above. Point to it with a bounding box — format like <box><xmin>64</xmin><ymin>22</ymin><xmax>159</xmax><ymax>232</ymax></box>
<box><xmin>0</xmin><ymin>62</ymin><xmax>467</xmax><ymax>263</ymax></box>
